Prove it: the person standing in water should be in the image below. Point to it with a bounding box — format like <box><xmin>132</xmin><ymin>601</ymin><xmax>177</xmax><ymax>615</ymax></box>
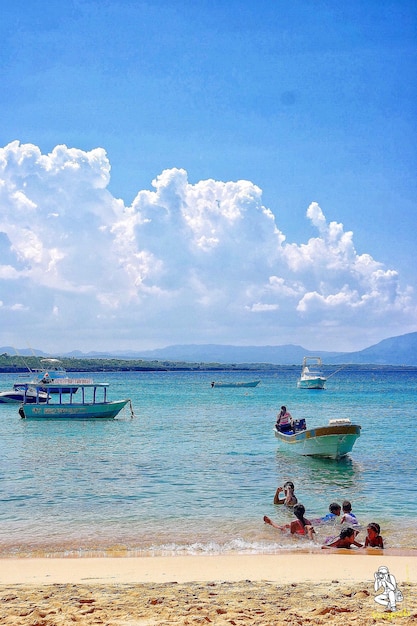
<box><xmin>273</xmin><ymin>481</ymin><xmax>298</xmax><ymax>506</ymax></box>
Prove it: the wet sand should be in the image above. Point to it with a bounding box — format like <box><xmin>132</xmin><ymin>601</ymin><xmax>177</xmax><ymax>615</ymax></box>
<box><xmin>1</xmin><ymin>553</ymin><xmax>416</xmax><ymax>625</ymax></box>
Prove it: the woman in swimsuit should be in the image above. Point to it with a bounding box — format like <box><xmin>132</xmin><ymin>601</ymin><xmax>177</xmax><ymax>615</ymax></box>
<box><xmin>264</xmin><ymin>504</ymin><xmax>315</xmax><ymax>539</ymax></box>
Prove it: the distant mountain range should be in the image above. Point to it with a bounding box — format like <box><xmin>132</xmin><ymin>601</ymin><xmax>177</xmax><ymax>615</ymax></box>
<box><xmin>2</xmin><ymin>331</ymin><xmax>417</xmax><ymax>365</ymax></box>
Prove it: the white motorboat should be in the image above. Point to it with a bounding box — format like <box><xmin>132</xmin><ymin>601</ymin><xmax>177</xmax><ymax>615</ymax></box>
<box><xmin>297</xmin><ymin>356</ymin><xmax>327</xmax><ymax>389</ymax></box>
<box><xmin>32</xmin><ymin>358</ymin><xmax>78</xmax><ymax>393</ymax></box>
<box><xmin>0</xmin><ymin>383</ymin><xmax>49</xmax><ymax>404</ymax></box>
<box><xmin>274</xmin><ymin>418</ymin><xmax>361</xmax><ymax>460</ymax></box>
<box><xmin>4</xmin><ymin>358</ymin><xmax>78</xmax><ymax>397</ymax></box>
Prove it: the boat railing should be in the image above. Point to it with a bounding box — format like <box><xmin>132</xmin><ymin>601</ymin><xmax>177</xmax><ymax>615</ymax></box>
<box><xmin>41</xmin><ymin>377</ymin><xmax>94</xmax><ymax>385</ymax></box>
<box><xmin>22</xmin><ymin>381</ymin><xmax>111</xmax><ymax>406</ymax></box>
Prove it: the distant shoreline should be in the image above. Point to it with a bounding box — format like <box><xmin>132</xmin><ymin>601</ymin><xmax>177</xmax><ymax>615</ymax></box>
<box><xmin>1</xmin><ymin>358</ymin><xmax>417</xmax><ymax>373</ymax></box>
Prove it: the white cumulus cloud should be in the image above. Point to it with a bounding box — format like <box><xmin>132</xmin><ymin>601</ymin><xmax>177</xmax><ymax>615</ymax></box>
<box><xmin>0</xmin><ymin>141</ymin><xmax>415</xmax><ymax>352</ymax></box>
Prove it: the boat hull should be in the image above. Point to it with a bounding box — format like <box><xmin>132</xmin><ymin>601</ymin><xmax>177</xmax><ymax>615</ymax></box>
<box><xmin>274</xmin><ymin>423</ymin><xmax>361</xmax><ymax>460</ymax></box>
<box><xmin>211</xmin><ymin>381</ymin><xmax>260</xmax><ymax>388</ymax></box>
<box><xmin>19</xmin><ymin>399</ymin><xmax>130</xmax><ymax>420</ymax></box>
<box><xmin>0</xmin><ymin>390</ymin><xmax>49</xmax><ymax>404</ymax></box>
<box><xmin>297</xmin><ymin>377</ymin><xmax>326</xmax><ymax>389</ymax></box>
<box><xmin>297</xmin><ymin>356</ymin><xmax>327</xmax><ymax>389</ymax></box>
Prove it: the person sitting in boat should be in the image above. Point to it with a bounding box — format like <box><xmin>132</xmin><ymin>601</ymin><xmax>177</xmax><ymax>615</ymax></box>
<box><xmin>41</xmin><ymin>372</ymin><xmax>50</xmax><ymax>384</ymax></box>
<box><xmin>276</xmin><ymin>406</ymin><xmax>294</xmax><ymax>433</ymax></box>
<box><xmin>273</xmin><ymin>480</ymin><xmax>298</xmax><ymax>506</ymax></box>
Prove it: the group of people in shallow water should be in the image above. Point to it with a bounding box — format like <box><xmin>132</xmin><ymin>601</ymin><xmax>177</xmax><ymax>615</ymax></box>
<box><xmin>263</xmin><ymin>480</ymin><xmax>384</xmax><ymax>549</ymax></box>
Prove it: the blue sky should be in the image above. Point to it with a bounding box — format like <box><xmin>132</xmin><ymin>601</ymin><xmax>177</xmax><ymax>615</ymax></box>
<box><xmin>0</xmin><ymin>0</ymin><xmax>416</xmax><ymax>354</ymax></box>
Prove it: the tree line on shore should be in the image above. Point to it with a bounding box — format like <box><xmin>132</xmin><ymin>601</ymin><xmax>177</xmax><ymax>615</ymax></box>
<box><xmin>0</xmin><ymin>353</ymin><xmax>414</xmax><ymax>373</ymax></box>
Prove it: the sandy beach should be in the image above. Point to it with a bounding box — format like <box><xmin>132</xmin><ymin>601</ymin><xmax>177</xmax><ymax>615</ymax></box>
<box><xmin>1</xmin><ymin>552</ymin><xmax>416</xmax><ymax>625</ymax></box>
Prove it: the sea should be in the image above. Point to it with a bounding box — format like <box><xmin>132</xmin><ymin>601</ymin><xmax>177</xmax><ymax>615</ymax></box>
<box><xmin>0</xmin><ymin>367</ymin><xmax>416</xmax><ymax>557</ymax></box>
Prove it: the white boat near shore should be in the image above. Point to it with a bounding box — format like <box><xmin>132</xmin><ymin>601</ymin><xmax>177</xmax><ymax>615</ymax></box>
<box><xmin>18</xmin><ymin>379</ymin><xmax>134</xmax><ymax>420</ymax></box>
<box><xmin>297</xmin><ymin>356</ymin><xmax>327</xmax><ymax>389</ymax></box>
<box><xmin>274</xmin><ymin>418</ymin><xmax>361</xmax><ymax>460</ymax></box>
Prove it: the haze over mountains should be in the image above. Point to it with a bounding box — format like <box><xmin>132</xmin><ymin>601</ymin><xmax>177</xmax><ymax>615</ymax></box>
<box><xmin>2</xmin><ymin>332</ymin><xmax>417</xmax><ymax>366</ymax></box>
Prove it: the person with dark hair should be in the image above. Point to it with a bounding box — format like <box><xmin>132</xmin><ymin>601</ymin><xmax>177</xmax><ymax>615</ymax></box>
<box><xmin>290</xmin><ymin>504</ymin><xmax>315</xmax><ymax>539</ymax></box>
<box><xmin>364</xmin><ymin>523</ymin><xmax>384</xmax><ymax>548</ymax></box>
<box><xmin>264</xmin><ymin>503</ymin><xmax>315</xmax><ymax>539</ymax></box>
<box><xmin>311</xmin><ymin>502</ymin><xmax>341</xmax><ymax>525</ymax></box>
<box><xmin>275</xmin><ymin>406</ymin><xmax>294</xmax><ymax>433</ymax></box>
<box><xmin>329</xmin><ymin>502</ymin><xmax>342</xmax><ymax>516</ymax></box>
<box><xmin>273</xmin><ymin>480</ymin><xmax>298</xmax><ymax>506</ymax></box>
<box><xmin>322</xmin><ymin>527</ymin><xmax>363</xmax><ymax>549</ymax></box>
<box><xmin>340</xmin><ymin>500</ymin><xmax>359</xmax><ymax>526</ymax></box>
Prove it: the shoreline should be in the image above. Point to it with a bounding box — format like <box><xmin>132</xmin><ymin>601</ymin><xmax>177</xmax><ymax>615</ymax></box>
<box><xmin>1</xmin><ymin>551</ymin><xmax>417</xmax><ymax>585</ymax></box>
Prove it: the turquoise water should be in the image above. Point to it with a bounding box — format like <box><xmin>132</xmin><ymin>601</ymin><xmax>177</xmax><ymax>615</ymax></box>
<box><xmin>0</xmin><ymin>367</ymin><xmax>416</xmax><ymax>556</ymax></box>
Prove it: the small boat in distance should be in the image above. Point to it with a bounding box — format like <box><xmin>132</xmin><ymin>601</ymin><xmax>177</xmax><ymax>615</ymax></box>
<box><xmin>211</xmin><ymin>380</ymin><xmax>261</xmax><ymax>388</ymax></box>
<box><xmin>297</xmin><ymin>356</ymin><xmax>327</xmax><ymax>389</ymax></box>
<box><xmin>274</xmin><ymin>418</ymin><xmax>361</xmax><ymax>460</ymax></box>
<box><xmin>18</xmin><ymin>379</ymin><xmax>134</xmax><ymax>420</ymax></box>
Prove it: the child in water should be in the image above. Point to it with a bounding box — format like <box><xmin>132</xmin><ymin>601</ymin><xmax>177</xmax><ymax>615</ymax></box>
<box><xmin>316</xmin><ymin>502</ymin><xmax>341</xmax><ymax>523</ymax></box>
<box><xmin>322</xmin><ymin>527</ymin><xmax>363</xmax><ymax>549</ymax></box>
<box><xmin>340</xmin><ymin>500</ymin><xmax>359</xmax><ymax>526</ymax></box>
<box><xmin>264</xmin><ymin>503</ymin><xmax>315</xmax><ymax>540</ymax></box>
<box><xmin>364</xmin><ymin>522</ymin><xmax>384</xmax><ymax>548</ymax></box>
